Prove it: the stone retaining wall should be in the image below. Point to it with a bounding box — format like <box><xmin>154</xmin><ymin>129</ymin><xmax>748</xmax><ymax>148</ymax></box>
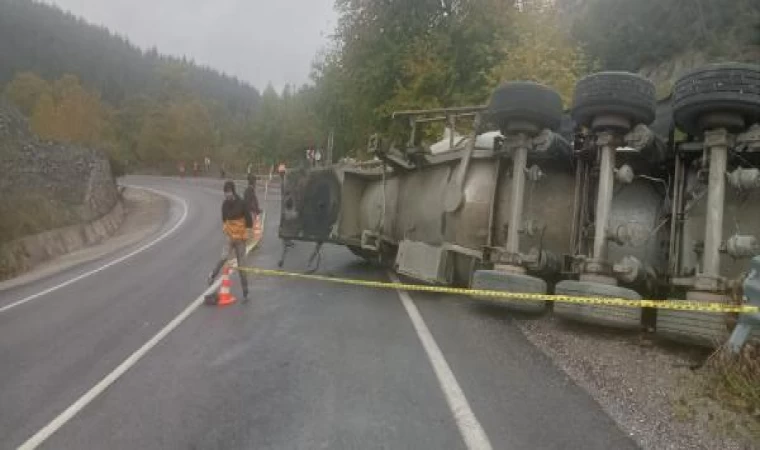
<box><xmin>0</xmin><ymin>197</ymin><xmax>126</xmax><ymax>280</ymax></box>
<box><xmin>0</xmin><ymin>99</ymin><xmax>123</xmax><ymax>280</ymax></box>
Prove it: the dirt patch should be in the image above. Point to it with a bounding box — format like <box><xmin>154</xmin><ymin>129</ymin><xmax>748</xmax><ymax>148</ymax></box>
<box><xmin>517</xmin><ymin>316</ymin><xmax>759</xmax><ymax>450</ymax></box>
<box><xmin>673</xmin><ymin>346</ymin><xmax>760</xmax><ymax>444</ymax></box>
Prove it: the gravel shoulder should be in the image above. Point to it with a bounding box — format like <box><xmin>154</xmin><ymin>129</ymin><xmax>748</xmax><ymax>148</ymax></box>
<box><xmin>516</xmin><ymin>315</ymin><xmax>759</xmax><ymax>450</ymax></box>
<box><xmin>0</xmin><ymin>186</ymin><xmax>168</xmax><ymax>291</ymax></box>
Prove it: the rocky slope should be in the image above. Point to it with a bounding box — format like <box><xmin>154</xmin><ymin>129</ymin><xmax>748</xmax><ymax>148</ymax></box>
<box><xmin>0</xmin><ymin>100</ymin><xmax>121</xmax><ymax>279</ymax></box>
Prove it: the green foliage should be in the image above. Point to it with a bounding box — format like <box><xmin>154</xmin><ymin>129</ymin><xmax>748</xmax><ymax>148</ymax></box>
<box><xmin>0</xmin><ymin>0</ymin><xmax>260</xmax><ymax>113</ymax></box>
<box><xmin>489</xmin><ymin>3</ymin><xmax>595</xmax><ymax>106</ymax></box>
<box><xmin>309</xmin><ymin>0</ymin><xmax>524</xmax><ymax>155</ymax></box>
<box><xmin>0</xmin><ymin>0</ymin><xmax>261</xmax><ymax>171</ymax></box>
<box><xmin>3</xmin><ymin>72</ymin><xmax>50</xmax><ymax>116</ymax></box>
<box><xmin>5</xmin><ymin>71</ymin><xmax>216</xmax><ymax>169</ymax></box>
<box><xmin>4</xmin><ymin>70</ymin><xmax>327</xmax><ymax>173</ymax></box>
<box><xmin>573</xmin><ymin>0</ymin><xmax>760</xmax><ymax>71</ymax></box>
<box><xmin>307</xmin><ymin>0</ymin><xmax>758</xmax><ymax>156</ymax></box>
<box><xmin>251</xmin><ymin>84</ymin><xmax>284</xmax><ymax>165</ymax></box>
<box><xmin>4</xmin><ymin>0</ymin><xmax>758</xmax><ymax>169</ymax></box>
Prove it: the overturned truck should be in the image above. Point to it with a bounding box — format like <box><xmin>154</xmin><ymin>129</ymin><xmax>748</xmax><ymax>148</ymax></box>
<box><xmin>280</xmin><ymin>63</ymin><xmax>760</xmax><ymax>347</ymax></box>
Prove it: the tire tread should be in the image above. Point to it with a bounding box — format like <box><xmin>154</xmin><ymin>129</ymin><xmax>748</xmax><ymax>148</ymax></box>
<box><xmin>673</xmin><ymin>63</ymin><xmax>760</xmax><ymax>135</ymax></box>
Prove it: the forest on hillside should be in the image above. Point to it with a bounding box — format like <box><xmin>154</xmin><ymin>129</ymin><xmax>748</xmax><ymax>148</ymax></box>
<box><xmin>572</xmin><ymin>0</ymin><xmax>760</xmax><ymax>71</ymax></box>
<box><xmin>1</xmin><ymin>0</ymin><xmax>759</xmax><ymax>169</ymax></box>
<box><xmin>0</xmin><ymin>0</ymin><xmax>274</xmax><ymax>172</ymax></box>
<box><xmin>305</xmin><ymin>0</ymin><xmax>759</xmax><ymax>157</ymax></box>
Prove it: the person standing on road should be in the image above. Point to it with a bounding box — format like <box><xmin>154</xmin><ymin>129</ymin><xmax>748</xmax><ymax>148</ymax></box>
<box><xmin>243</xmin><ymin>174</ymin><xmax>262</xmax><ymax>239</ymax></box>
<box><xmin>277</xmin><ymin>162</ymin><xmax>286</xmax><ymax>184</ymax></box>
<box><xmin>207</xmin><ymin>181</ymin><xmax>251</xmax><ymax>302</ymax></box>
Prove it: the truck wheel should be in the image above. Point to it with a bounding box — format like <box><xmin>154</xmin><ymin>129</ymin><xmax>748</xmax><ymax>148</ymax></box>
<box><xmin>487</xmin><ymin>81</ymin><xmax>563</xmax><ymax>132</ymax></box>
<box><xmin>656</xmin><ymin>309</ymin><xmax>732</xmax><ymax>348</ymax></box>
<box><xmin>471</xmin><ymin>270</ymin><xmax>548</xmax><ymax>314</ymax></box>
<box><xmin>571</xmin><ymin>72</ymin><xmax>656</xmax><ymax>128</ymax></box>
<box><xmin>673</xmin><ymin>63</ymin><xmax>760</xmax><ymax>136</ymax></box>
<box><xmin>554</xmin><ymin>280</ymin><xmax>643</xmax><ymax>330</ymax></box>
<box><xmin>301</xmin><ymin>170</ymin><xmax>341</xmax><ymax>239</ymax></box>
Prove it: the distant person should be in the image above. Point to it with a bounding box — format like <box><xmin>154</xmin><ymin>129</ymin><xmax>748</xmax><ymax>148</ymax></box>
<box><xmin>243</xmin><ymin>174</ymin><xmax>262</xmax><ymax>238</ymax></box>
<box><xmin>193</xmin><ymin>161</ymin><xmax>199</xmax><ymax>176</ymax></box>
<box><xmin>246</xmin><ymin>162</ymin><xmax>253</xmax><ymax>176</ymax></box>
<box><xmin>178</xmin><ymin>161</ymin><xmax>186</xmax><ymax>178</ymax></box>
<box><xmin>207</xmin><ymin>181</ymin><xmax>251</xmax><ymax>302</ymax></box>
<box><xmin>204</xmin><ymin>156</ymin><xmax>211</xmax><ymax>173</ymax></box>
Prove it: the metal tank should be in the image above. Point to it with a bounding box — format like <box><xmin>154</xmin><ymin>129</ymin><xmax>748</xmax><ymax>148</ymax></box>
<box><xmin>279</xmin><ymin>82</ymin><xmax>578</xmax><ymax>301</ymax></box>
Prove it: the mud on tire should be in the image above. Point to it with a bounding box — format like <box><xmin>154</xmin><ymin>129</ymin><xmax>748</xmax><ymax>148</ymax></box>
<box><xmin>487</xmin><ymin>81</ymin><xmax>563</xmax><ymax>132</ymax></box>
<box><xmin>571</xmin><ymin>72</ymin><xmax>656</xmax><ymax>127</ymax></box>
<box><xmin>673</xmin><ymin>63</ymin><xmax>760</xmax><ymax>136</ymax></box>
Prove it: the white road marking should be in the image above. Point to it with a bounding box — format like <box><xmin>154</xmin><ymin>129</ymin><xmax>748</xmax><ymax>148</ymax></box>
<box><xmin>18</xmin><ymin>280</ymin><xmax>221</xmax><ymax>450</ymax></box>
<box><xmin>0</xmin><ymin>187</ymin><xmax>189</xmax><ymax>314</ymax></box>
<box><xmin>19</xmin><ymin>196</ymin><xmax>262</xmax><ymax>449</ymax></box>
<box><xmin>390</xmin><ymin>272</ymin><xmax>494</xmax><ymax>450</ymax></box>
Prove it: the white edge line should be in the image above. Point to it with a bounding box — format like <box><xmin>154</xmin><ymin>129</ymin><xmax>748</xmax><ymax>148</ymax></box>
<box><xmin>17</xmin><ymin>281</ymin><xmax>219</xmax><ymax>450</ymax></box>
<box><xmin>20</xmin><ymin>214</ymin><xmax>265</xmax><ymax>449</ymax></box>
<box><xmin>389</xmin><ymin>272</ymin><xmax>494</xmax><ymax>450</ymax></box>
<box><xmin>0</xmin><ymin>186</ymin><xmax>189</xmax><ymax>315</ymax></box>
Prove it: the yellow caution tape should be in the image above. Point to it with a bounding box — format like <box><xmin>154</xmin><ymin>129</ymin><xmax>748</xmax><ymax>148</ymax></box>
<box><xmin>235</xmin><ymin>266</ymin><xmax>760</xmax><ymax>315</ymax></box>
<box><xmin>245</xmin><ymin>184</ymin><xmax>756</xmax><ymax>315</ymax></box>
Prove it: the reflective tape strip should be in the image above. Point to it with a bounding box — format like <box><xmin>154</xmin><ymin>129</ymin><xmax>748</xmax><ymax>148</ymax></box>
<box><xmin>235</xmin><ymin>267</ymin><xmax>759</xmax><ymax>314</ymax></box>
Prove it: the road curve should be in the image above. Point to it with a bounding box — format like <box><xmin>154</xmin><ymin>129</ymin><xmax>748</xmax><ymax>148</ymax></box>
<box><xmin>0</xmin><ymin>176</ymin><xmax>636</xmax><ymax>450</ymax></box>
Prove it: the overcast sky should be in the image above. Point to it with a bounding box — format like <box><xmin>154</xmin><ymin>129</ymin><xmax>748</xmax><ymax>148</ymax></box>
<box><xmin>42</xmin><ymin>0</ymin><xmax>337</xmax><ymax>92</ymax></box>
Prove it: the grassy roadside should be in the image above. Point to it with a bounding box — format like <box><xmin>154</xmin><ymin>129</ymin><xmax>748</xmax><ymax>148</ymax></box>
<box><xmin>0</xmin><ymin>193</ymin><xmax>81</xmax><ymax>245</ymax></box>
<box><xmin>0</xmin><ymin>193</ymin><xmax>83</xmax><ymax>279</ymax></box>
<box><xmin>673</xmin><ymin>344</ymin><xmax>760</xmax><ymax>443</ymax></box>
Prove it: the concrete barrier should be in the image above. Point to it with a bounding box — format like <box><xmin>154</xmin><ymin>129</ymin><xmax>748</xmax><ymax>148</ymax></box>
<box><xmin>0</xmin><ymin>199</ymin><xmax>126</xmax><ymax>280</ymax></box>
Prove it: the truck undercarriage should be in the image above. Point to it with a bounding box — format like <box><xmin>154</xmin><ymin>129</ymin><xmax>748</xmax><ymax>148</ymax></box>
<box><xmin>279</xmin><ymin>63</ymin><xmax>760</xmax><ymax>348</ymax></box>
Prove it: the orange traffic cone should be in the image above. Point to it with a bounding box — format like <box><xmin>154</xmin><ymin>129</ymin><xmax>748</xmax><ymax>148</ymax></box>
<box><xmin>216</xmin><ymin>266</ymin><xmax>237</xmax><ymax>306</ymax></box>
<box><xmin>253</xmin><ymin>215</ymin><xmax>262</xmax><ymax>240</ymax></box>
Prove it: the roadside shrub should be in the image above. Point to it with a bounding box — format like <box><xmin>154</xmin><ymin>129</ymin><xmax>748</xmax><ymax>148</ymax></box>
<box><xmin>703</xmin><ymin>344</ymin><xmax>760</xmax><ymax>439</ymax></box>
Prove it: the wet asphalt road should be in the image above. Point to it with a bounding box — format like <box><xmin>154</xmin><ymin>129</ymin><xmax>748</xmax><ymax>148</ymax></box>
<box><xmin>0</xmin><ymin>176</ymin><xmax>637</xmax><ymax>450</ymax></box>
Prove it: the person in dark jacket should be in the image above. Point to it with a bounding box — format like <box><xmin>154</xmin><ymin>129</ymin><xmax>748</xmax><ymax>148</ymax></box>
<box><xmin>207</xmin><ymin>181</ymin><xmax>251</xmax><ymax>301</ymax></box>
<box><xmin>243</xmin><ymin>174</ymin><xmax>262</xmax><ymax>237</ymax></box>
